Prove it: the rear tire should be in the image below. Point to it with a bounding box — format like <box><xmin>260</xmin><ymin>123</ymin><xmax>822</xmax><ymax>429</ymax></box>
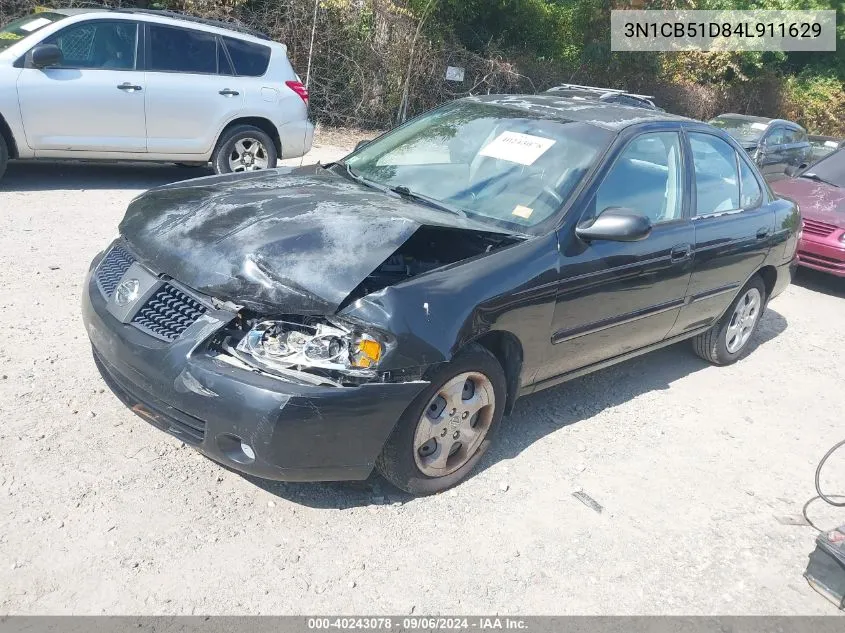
<box><xmin>692</xmin><ymin>275</ymin><xmax>767</xmax><ymax>366</ymax></box>
<box><xmin>0</xmin><ymin>134</ymin><xmax>8</xmax><ymax>181</ymax></box>
<box><xmin>376</xmin><ymin>344</ymin><xmax>506</xmax><ymax>496</ymax></box>
<box><xmin>212</xmin><ymin>125</ymin><xmax>278</xmax><ymax>175</ymax></box>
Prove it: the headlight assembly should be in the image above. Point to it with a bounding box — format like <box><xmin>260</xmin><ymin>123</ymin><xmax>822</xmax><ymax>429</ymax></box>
<box><xmin>235</xmin><ymin>318</ymin><xmax>384</xmax><ymax>376</ymax></box>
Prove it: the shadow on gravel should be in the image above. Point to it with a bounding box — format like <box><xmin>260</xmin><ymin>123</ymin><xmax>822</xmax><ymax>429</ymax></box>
<box><xmin>793</xmin><ymin>267</ymin><xmax>845</xmax><ymax>299</ymax></box>
<box><xmin>0</xmin><ymin>161</ymin><xmax>212</xmax><ymax>192</ymax></box>
<box><xmin>480</xmin><ymin>307</ymin><xmax>788</xmax><ymax>477</ymax></box>
<box><xmin>245</xmin><ymin>308</ymin><xmax>788</xmax><ymax>509</ymax></box>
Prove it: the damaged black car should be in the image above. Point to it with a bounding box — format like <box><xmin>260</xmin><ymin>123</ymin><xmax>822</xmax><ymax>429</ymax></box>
<box><xmin>83</xmin><ymin>96</ymin><xmax>798</xmax><ymax>495</ymax></box>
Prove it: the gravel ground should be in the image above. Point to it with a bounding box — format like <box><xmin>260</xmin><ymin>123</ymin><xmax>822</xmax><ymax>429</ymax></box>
<box><xmin>0</xmin><ymin>137</ymin><xmax>843</xmax><ymax>615</ymax></box>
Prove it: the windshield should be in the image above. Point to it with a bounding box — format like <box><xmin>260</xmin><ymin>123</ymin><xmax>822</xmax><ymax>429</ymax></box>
<box><xmin>708</xmin><ymin>116</ymin><xmax>768</xmax><ymax>144</ymax></box>
<box><xmin>344</xmin><ymin>101</ymin><xmax>613</xmax><ymax>231</ymax></box>
<box><xmin>802</xmin><ymin>148</ymin><xmax>845</xmax><ymax>187</ymax></box>
<box><xmin>0</xmin><ymin>12</ymin><xmax>66</xmax><ymax>52</ymax></box>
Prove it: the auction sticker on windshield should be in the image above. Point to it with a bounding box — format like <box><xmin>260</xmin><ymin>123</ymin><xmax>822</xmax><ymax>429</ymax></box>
<box><xmin>479</xmin><ymin>131</ymin><xmax>556</xmax><ymax>165</ymax></box>
<box><xmin>512</xmin><ymin>205</ymin><xmax>534</xmax><ymax>219</ymax></box>
<box><xmin>19</xmin><ymin>17</ymin><xmax>52</xmax><ymax>32</ymax></box>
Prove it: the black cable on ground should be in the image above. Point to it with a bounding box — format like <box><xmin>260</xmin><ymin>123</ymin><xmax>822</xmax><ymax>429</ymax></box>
<box><xmin>802</xmin><ymin>495</ymin><xmax>845</xmax><ymax>532</ymax></box>
<box><xmin>815</xmin><ymin>438</ymin><xmax>845</xmax><ymax>507</ymax></box>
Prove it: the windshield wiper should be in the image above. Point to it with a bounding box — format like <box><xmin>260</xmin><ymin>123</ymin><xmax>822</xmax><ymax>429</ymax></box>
<box><xmin>325</xmin><ymin>164</ymin><xmax>467</xmax><ymax>217</ymax></box>
<box><xmin>325</xmin><ymin>162</ymin><xmax>390</xmax><ymax>193</ymax></box>
<box><xmin>391</xmin><ymin>185</ymin><xmax>467</xmax><ymax>218</ymax></box>
<box><xmin>801</xmin><ymin>172</ymin><xmax>841</xmax><ymax>188</ymax></box>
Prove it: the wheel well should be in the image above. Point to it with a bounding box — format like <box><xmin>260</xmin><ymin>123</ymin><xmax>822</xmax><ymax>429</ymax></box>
<box><xmin>472</xmin><ymin>331</ymin><xmax>523</xmax><ymax>415</ymax></box>
<box><xmin>0</xmin><ymin>114</ymin><xmax>19</xmax><ymax>159</ymax></box>
<box><xmin>216</xmin><ymin>117</ymin><xmax>281</xmax><ymax>157</ymax></box>
<box><xmin>757</xmin><ymin>265</ymin><xmax>777</xmax><ymax>300</ymax></box>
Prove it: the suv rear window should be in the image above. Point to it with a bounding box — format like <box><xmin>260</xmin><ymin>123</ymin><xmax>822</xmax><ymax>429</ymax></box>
<box><xmin>148</xmin><ymin>24</ymin><xmax>217</xmax><ymax>74</ymax></box>
<box><xmin>223</xmin><ymin>36</ymin><xmax>270</xmax><ymax>77</ymax></box>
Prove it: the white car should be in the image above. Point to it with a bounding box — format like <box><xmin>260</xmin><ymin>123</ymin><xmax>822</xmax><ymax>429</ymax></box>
<box><xmin>0</xmin><ymin>8</ymin><xmax>314</xmax><ymax>179</ymax></box>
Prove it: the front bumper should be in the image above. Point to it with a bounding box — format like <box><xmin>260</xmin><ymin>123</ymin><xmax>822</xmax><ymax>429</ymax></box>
<box><xmin>798</xmin><ymin>234</ymin><xmax>845</xmax><ymax>277</ymax></box>
<box><xmin>82</xmin><ymin>255</ymin><xmax>428</xmax><ymax>482</ymax></box>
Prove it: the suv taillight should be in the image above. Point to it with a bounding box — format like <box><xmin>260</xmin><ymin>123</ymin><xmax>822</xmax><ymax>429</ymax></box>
<box><xmin>285</xmin><ymin>80</ymin><xmax>309</xmax><ymax>106</ymax></box>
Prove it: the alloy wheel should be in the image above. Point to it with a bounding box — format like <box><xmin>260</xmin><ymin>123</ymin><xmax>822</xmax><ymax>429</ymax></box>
<box><xmin>725</xmin><ymin>287</ymin><xmax>762</xmax><ymax>354</ymax></box>
<box><xmin>228</xmin><ymin>138</ymin><xmax>269</xmax><ymax>172</ymax></box>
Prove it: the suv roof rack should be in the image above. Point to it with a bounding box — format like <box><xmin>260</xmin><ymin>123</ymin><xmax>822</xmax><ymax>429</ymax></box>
<box><xmin>546</xmin><ymin>83</ymin><xmax>661</xmax><ymax>110</ymax></box>
<box><xmin>112</xmin><ymin>8</ymin><xmax>271</xmax><ymax>40</ymax></box>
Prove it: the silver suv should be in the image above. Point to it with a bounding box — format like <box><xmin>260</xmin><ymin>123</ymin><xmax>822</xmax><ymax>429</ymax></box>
<box><xmin>0</xmin><ymin>8</ymin><xmax>313</xmax><ymax>179</ymax></box>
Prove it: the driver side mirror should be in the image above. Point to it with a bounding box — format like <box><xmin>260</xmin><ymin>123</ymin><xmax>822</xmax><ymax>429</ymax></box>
<box><xmin>354</xmin><ymin>139</ymin><xmax>371</xmax><ymax>152</ymax></box>
<box><xmin>30</xmin><ymin>44</ymin><xmax>63</xmax><ymax>69</ymax></box>
<box><xmin>576</xmin><ymin>208</ymin><xmax>652</xmax><ymax>243</ymax></box>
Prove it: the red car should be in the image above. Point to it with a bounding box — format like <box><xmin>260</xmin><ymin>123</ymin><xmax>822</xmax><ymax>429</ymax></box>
<box><xmin>771</xmin><ymin>149</ymin><xmax>845</xmax><ymax>277</ymax></box>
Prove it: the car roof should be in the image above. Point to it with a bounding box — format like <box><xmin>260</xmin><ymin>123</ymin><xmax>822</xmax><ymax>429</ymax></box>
<box><xmin>52</xmin><ymin>7</ymin><xmax>271</xmax><ymax>43</ymax></box>
<box><xmin>713</xmin><ymin>113</ymin><xmax>805</xmax><ymax>131</ymax></box>
<box><xmin>463</xmin><ymin>94</ymin><xmax>690</xmax><ymax>132</ymax></box>
<box><xmin>713</xmin><ymin>113</ymin><xmax>773</xmax><ymax>124</ymax></box>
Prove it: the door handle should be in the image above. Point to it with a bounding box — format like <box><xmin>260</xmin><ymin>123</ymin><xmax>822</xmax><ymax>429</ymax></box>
<box><xmin>219</xmin><ymin>89</ymin><xmax>240</xmax><ymax>97</ymax></box>
<box><xmin>756</xmin><ymin>227</ymin><xmax>771</xmax><ymax>240</ymax></box>
<box><xmin>116</xmin><ymin>82</ymin><xmax>142</xmax><ymax>92</ymax></box>
<box><xmin>670</xmin><ymin>243</ymin><xmax>692</xmax><ymax>262</ymax></box>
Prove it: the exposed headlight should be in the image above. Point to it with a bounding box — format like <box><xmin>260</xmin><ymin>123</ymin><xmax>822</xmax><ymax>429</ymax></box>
<box><xmin>840</xmin><ymin>231</ymin><xmax>845</xmax><ymax>244</ymax></box>
<box><xmin>236</xmin><ymin>318</ymin><xmax>384</xmax><ymax>376</ymax></box>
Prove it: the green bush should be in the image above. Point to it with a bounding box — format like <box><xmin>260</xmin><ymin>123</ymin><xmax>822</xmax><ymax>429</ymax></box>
<box><xmin>1</xmin><ymin>0</ymin><xmax>842</xmax><ymax>134</ymax></box>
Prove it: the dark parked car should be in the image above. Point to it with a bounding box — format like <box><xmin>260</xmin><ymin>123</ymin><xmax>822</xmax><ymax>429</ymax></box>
<box><xmin>82</xmin><ymin>96</ymin><xmax>798</xmax><ymax>495</ymax></box>
<box><xmin>771</xmin><ymin>148</ymin><xmax>845</xmax><ymax>277</ymax></box>
<box><xmin>808</xmin><ymin>135</ymin><xmax>844</xmax><ymax>164</ymax></box>
<box><xmin>709</xmin><ymin>114</ymin><xmax>812</xmax><ymax>181</ymax></box>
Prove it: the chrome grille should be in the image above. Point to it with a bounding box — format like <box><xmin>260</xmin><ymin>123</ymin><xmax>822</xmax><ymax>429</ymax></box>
<box><xmin>131</xmin><ymin>284</ymin><xmax>207</xmax><ymax>342</ymax></box>
<box><xmin>802</xmin><ymin>218</ymin><xmax>837</xmax><ymax>237</ymax></box>
<box><xmin>95</xmin><ymin>243</ymin><xmax>135</xmax><ymax>298</ymax></box>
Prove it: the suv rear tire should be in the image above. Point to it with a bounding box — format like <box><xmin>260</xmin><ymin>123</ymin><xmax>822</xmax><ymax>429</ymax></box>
<box><xmin>692</xmin><ymin>275</ymin><xmax>767</xmax><ymax>366</ymax></box>
<box><xmin>0</xmin><ymin>134</ymin><xmax>8</xmax><ymax>181</ymax></box>
<box><xmin>212</xmin><ymin>125</ymin><xmax>278</xmax><ymax>175</ymax></box>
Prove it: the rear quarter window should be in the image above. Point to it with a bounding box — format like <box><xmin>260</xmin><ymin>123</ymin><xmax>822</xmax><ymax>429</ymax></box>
<box><xmin>223</xmin><ymin>36</ymin><xmax>271</xmax><ymax>77</ymax></box>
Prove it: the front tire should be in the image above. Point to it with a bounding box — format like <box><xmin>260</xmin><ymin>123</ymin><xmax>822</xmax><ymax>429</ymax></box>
<box><xmin>212</xmin><ymin>125</ymin><xmax>277</xmax><ymax>175</ymax></box>
<box><xmin>692</xmin><ymin>275</ymin><xmax>767</xmax><ymax>365</ymax></box>
<box><xmin>376</xmin><ymin>344</ymin><xmax>506</xmax><ymax>495</ymax></box>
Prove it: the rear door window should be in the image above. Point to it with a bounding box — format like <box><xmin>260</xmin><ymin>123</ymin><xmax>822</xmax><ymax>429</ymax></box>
<box><xmin>738</xmin><ymin>156</ymin><xmax>763</xmax><ymax>209</ymax></box>
<box><xmin>690</xmin><ymin>132</ymin><xmax>740</xmax><ymax>215</ymax></box>
<box><xmin>223</xmin><ymin>36</ymin><xmax>271</xmax><ymax>77</ymax></box>
<box><xmin>217</xmin><ymin>40</ymin><xmax>233</xmax><ymax>75</ymax></box>
<box><xmin>148</xmin><ymin>24</ymin><xmax>217</xmax><ymax>74</ymax></box>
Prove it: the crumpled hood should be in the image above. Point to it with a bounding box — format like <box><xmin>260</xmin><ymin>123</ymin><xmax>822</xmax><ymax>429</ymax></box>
<box><xmin>771</xmin><ymin>176</ymin><xmax>845</xmax><ymax>228</ymax></box>
<box><xmin>120</xmin><ymin>166</ymin><xmax>509</xmax><ymax>314</ymax></box>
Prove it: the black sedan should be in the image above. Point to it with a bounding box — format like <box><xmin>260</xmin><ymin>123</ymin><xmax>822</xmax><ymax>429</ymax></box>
<box><xmin>708</xmin><ymin>113</ymin><xmax>812</xmax><ymax>181</ymax></box>
<box><xmin>82</xmin><ymin>96</ymin><xmax>798</xmax><ymax>495</ymax></box>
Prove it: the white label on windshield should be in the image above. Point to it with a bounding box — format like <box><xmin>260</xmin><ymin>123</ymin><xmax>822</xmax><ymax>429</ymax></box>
<box><xmin>825</xmin><ymin>140</ymin><xmax>839</xmax><ymax>148</ymax></box>
<box><xmin>479</xmin><ymin>132</ymin><xmax>556</xmax><ymax>165</ymax></box>
<box><xmin>751</xmin><ymin>122</ymin><xmax>768</xmax><ymax>131</ymax></box>
<box><xmin>19</xmin><ymin>17</ymin><xmax>52</xmax><ymax>32</ymax></box>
